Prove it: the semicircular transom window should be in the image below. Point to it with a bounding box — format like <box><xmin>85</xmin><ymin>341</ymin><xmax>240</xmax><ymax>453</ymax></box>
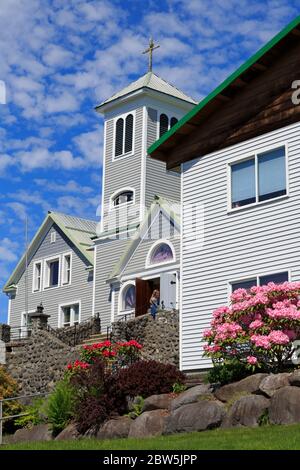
<box><xmin>113</xmin><ymin>190</ymin><xmax>134</xmax><ymax>207</ymax></box>
<box><xmin>150</xmin><ymin>243</ymin><xmax>174</xmax><ymax>265</ymax></box>
<box><xmin>123</xmin><ymin>284</ymin><xmax>136</xmax><ymax>310</ymax></box>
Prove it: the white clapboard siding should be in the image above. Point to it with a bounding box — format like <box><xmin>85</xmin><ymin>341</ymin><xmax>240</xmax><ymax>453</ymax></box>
<box><xmin>181</xmin><ymin>121</ymin><xmax>300</xmax><ymax>371</ymax></box>
<box><xmin>10</xmin><ymin>224</ymin><xmax>93</xmax><ymax>328</ymax></box>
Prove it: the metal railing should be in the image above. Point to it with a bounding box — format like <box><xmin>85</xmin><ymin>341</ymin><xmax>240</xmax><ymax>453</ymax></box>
<box><xmin>0</xmin><ymin>392</ymin><xmax>49</xmax><ymax>445</ymax></box>
<box><xmin>9</xmin><ymin>326</ymin><xmax>32</xmax><ymax>342</ymax></box>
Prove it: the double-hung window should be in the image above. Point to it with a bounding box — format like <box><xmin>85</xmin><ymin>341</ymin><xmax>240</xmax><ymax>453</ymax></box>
<box><xmin>231</xmin><ymin>271</ymin><xmax>289</xmax><ymax>292</ymax></box>
<box><xmin>33</xmin><ymin>261</ymin><xmax>42</xmax><ymax>292</ymax></box>
<box><xmin>60</xmin><ymin>303</ymin><xmax>80</xmax><ymax>327</ymax></box>
<box><xmin>44</xmin><ymin>257</ymin><xmax>60</xmax><ymax>288</ymax></box>
<box><xmin>62</xmin><ymin>253</ymin><xmax>71</xmax><ymax>285</ymax></box>
<box><xmin>230</xmin><ymin>146</ymin><xmax>287</xmax><ymax>209</ymax></box>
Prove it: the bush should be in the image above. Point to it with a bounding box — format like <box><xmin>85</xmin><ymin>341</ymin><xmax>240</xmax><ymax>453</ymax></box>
<box><xmin>71</xmin><ymin>358</ymin><xmax>127</xmax><ymax>434</ymax></box>
<box><xmin>203</xmin><ymin>281</ymin><xmax>300</xmax><ymax>372</ymax></box>
<box><xmin>45</xmin><ymin>378</ymin><xmax>75</xmax><ymax>436</ymax></box>
<box><xmin>14</xmin><ymin>397</ymin><xmax>47</xmax><ymax>428</ymax></box>
<box><xmin>205</xmin><ymin>360</ymin><xmax>250</xmax><ymax>385</ymax></box>
<box><xmin>116</xmin><ymin>360</ymin><xmax>186</xmax><ymax>398</ymax></box>
<box><xmin>0</xmin><ymin>367</ymin><xmax>23</xmax><ymax>433</ymax></box>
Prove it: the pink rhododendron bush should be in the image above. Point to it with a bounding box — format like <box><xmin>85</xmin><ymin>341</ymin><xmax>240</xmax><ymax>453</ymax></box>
<box><xmin>203</xmin><ymin>282</ymin><xmax>300</xmax><ymax>372</ymax></box>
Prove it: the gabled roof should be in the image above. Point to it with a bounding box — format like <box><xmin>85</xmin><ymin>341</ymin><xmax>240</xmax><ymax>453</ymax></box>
<box><xmin>3</xmin><ymin>211</ymin><xmax>97</xmax><ymax>293</ymax></box>
<box><xmin>95</xmin><ymin>71</ymin><xmax>196</xmax><ymax>111</ymax></box>
<box><xmin>148</xmin><ymin>15</ymin><xmax>300</xmax><ymax>166</ymax></box>
<box><xmin>108</xmin><ymin>196</ymin><xmax>180</xmax><ymax>281</ymax></box>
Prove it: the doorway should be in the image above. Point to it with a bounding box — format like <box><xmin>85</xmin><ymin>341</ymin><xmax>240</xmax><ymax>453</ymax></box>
<box><xmin>135</xmin><ymin>272</ymin><xmax>177</xmax><ymax>317</ymax></box>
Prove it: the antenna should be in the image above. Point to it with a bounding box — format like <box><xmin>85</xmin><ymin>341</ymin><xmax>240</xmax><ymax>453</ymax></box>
<box><xmin>24</xmin><ymin>215</ymin><xmax>29</xmax><ymax>323</ymax></box>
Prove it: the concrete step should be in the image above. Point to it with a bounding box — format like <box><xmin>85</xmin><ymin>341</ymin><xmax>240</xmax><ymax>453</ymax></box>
<box><xmin>185</xmin><ymin>372</ymin><xmax>207</xmax><ymax>388</ymax></box>
<box><xmin>80</xmin><ymin>333</ymin><xmax>108</xmax><ymax>346</ymax></box>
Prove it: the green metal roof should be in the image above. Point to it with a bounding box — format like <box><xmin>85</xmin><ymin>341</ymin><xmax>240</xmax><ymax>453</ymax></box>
<box><xmin>148</xmin><ymin>15</ymin><xmax>300</xmax><ymax>158</ymax></box>
<box><xmin>96</xmin><ymin>71</ymin><xmax>196</xmax><ymax>111</ymax></box>
<box><xmin>3</xmin><ymin>211</ymin><xmax>97</xmax><ymax>293</ymax></box>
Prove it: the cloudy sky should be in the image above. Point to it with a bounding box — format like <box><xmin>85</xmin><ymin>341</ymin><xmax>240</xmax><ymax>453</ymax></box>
<box><xmin>0</xmin><ymin>0</ymin><xmax>299</xmax><ymax>322</ymax></box>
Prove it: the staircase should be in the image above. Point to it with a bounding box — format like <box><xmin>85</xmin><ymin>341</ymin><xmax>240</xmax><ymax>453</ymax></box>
<box><xmin>185</xmin><ymin>372</ymin><xmax>207</xmax><ymax>388</ymax></box>
<box><xmin>80</xmin><ymin>333</ymin><xmax>108</xmax><ymax>346</ymax></box>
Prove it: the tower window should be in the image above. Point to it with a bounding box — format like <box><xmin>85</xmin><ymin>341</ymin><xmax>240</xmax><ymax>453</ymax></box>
<box><xmin>112</xmin><ymin>189</ymin><xmax>134</xmax><ymax>207</ymax></box>
<box><xmin>159</xmin><ymin>114</ymin><xmax>179</xmax><ymax>137</ymax></box>
<box><xmin>115</xmin><ymin>113</ymin><xmax>134</xmax><ymax>157</ymax></box>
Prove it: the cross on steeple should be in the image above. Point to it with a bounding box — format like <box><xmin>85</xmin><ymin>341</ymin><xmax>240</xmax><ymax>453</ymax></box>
<box><xmin>142</xmin><ymin>37</ymin><xmax>160</xmax><ymax>72</ymax></box>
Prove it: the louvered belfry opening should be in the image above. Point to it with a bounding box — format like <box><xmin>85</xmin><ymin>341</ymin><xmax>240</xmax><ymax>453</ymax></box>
<box><xmin>125</xmin><ymin>114</ymin><xmax>133</xmax><ymax>153</ymax></box>
<box><xmin>115</xmin><ymin>117</ymin><xmax>124</xmax><ymax>156</ymax></box>
<box><xmin>159</xmin><ymin>113</ymin><xmax>169</xmax><ymax>137</ymax></box>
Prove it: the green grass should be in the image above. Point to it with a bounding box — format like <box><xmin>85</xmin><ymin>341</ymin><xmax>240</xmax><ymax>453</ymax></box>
<box><xmin>3</xmin><ymin>424</ymin><xmax>300</xmax><ymax>450</ymax></box>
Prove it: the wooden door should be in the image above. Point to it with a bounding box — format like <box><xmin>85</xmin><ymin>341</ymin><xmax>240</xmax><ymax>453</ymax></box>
<box><xmin>135</xmin><ymin>278</ymin><xmax>152</xmax><ymax>317</ymax></box>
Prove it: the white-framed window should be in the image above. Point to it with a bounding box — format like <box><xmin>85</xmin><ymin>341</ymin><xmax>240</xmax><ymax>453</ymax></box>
<box><xmin>62</xmin><ymin>253</ymin><xmax>72</xmax><ymax>285</ymax></box>
<box><xmin>59</xmin><ymin>302</ymin><xmax>80</xmax><ymax>327</ymax></box>
<box><xmin>110</xmin><ymin>187</ymin><xmax>135</xmax><ymax>209</ymax></box>
<box><xmin>230</xmin><ymin>271</ymin><xmax>289</xmax><ymax>293</ymax></box>
<box><xmin>118</xmin><ymin>281</ymin><xmax>136</xmax><ymax>314</ymax></box>
<box><xmin>50</xmin><ymin>232</ymin><xmax>56</xmax><ymax>243</ymax></box>
<box><xmin>159</xmin><ymin>113</ymin><xmax>178</xmax><ymax>138</ymax></box>
<box><xmin>146</xmin><ymin>239</ymin><xmax>175</xmax><ymax>268</ymax></box>
<box><xmin>229</xmin><ymin>145</ymin><xmax>287</xmax><ymax>210</ymax></box>
<box><xmin>32</xmin><ymin>260</ymin><xmax>42</xmax><ymax>292</ymax></box>
<box><xmin>44</xmin><ymin>255</ymin><xmax>60</xmax><ymax>289</ymax></box>
<box><xmin>114</xmin><ymin>112</ymin><xmax>134</xmax><ymax>159</ymax></box>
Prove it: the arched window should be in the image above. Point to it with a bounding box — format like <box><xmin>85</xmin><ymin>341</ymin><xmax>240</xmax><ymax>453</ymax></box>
<box><xmin>147</xmin><ymin>241</ymin><xmax>175</xmax><ymax>267</ymax></box>
<box><xmin>115</xmin><ymin>113</ymin><xmax>134</xmax><ymax>157</ymax></box>
<box><xmin>120</xmin><ymin>283</ymin><xmax>136</xmax><ymax>312</ymax></box>
<box><xmin>111</xmin><ymin>189</ymin><xmax>134</xmax><ymax>207</ymax></box>
<box><xmin>170</xmin><ymin>117</ymin><xmax>178</xmax><ymax>128</ymax></box>
<box><xmin>159</xmin><ymin>114</ymin><xmax>169</xmax><ymax>137</ymax></box>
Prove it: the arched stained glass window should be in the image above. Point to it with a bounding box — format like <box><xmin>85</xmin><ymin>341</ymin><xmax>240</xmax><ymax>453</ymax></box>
<box><xmin>123</xmin><ymin>284</ymin><xmax>136</xmax><ymax>310</ymax></box>
<box><xmin>159</xmin><ymin>114</ymin><xmax>169</xmax><ymax>137</ymax></box>
<box><xmin>150</xmin><ymin>243</ymin><xmax>174</xmax><ymax>264</ymax></box>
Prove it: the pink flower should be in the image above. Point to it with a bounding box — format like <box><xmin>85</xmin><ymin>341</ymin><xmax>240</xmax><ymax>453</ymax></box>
<box><xmin>268</xmin><ymin>330</ymin><xmax>290</xmax><ymax>345</ymax></box>
<box><xmin>249</xmin><ymin>320</ymin><xmax>264</xmax><ymax>330</ymax></box>
<box><xmin>247</xmin><ymin>356</ymin><xmax>258</xmax><ymax>365</ymax></box>
<box><xmin>250</xmin><ymin>334</ymin><xmax>271</xmax><ymax>350</ymax></box>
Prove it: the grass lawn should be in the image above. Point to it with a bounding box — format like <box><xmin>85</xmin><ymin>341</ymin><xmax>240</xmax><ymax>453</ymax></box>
<box><xmin>2</xmin><ymin>424</ymin><xmax>300</xmax><ymax>450</ymax></box>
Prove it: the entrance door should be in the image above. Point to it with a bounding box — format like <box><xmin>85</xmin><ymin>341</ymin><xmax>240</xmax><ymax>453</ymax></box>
<box><xmin>135</xmin><ymin>278</ymin><xmax>153</xmax><ymax>317</ymax></box>
<box><xmin>160</xmin><ymin>272</ymin><xmax>177</xmax><ymax>310</ymax></box>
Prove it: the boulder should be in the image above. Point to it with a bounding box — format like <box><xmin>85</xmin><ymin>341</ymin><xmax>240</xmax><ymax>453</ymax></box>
<box><xmin>55</xmin><ymin>423</ymin><xmax>80</xmax><ymax>441</ymax></box>
<box><xmin>259</xmin><ymin>373</ymin><xmax>290</xmax><ymax>397</ymax></box>
<box><xmin>13</xmin><ymin>424</ymin><xmax>53</xmax><ymax>443</ymax></box>
<box><xmin>214</xmin><ymin>374</ymin><xmax>268</xmax><ymax>402</ymax></box>
<box><xmin>269</xmin><ymin>386</ymin><xmax>300</xmax><ymax>424</ymax></box>
<box><xmin>170</xmin><ymin>384</ymin><xmax>213</xmax><ymax>411</ymax></box>
<box><xmin>289</xmin><ymin>370</ymin><xmax>300</xmax><ymax>387</ymax></box>
<box><xmin>164</xmin><ymin>401</ymin><xmax>225</xmax><ymax>434</ymax></box>
<box><xmin>97</xmin><ymin>417</ymin><xmax>132</xmax><ymax>440</ymax></box>
<box><xmin>222</xmin><ymin>395</ymin><xmax>270</xmax><ymax>428</ymax></box>
<box><xmin>142</xmin><ymin>394</ymin><xmax>173</xmax><ymax>412</ymax></box>
<box><xmin>128</xmin><ymin>410</ymin><xmax>169</xmax><ymax>438</ymax></box>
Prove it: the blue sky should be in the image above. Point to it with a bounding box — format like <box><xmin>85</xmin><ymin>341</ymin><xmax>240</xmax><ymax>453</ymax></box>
<box><xmin>0</xmin><ymin>0</ymin><xmax>299</xmax><ymax>323</ymax></box>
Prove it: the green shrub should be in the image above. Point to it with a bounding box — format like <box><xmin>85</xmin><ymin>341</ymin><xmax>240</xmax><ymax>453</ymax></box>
<box><xmin>127</xmin><ymin>396</ymin><xmax>144</xmax><ymax>418</ymax></box>
<box><xmin>172</xmin><ymin>382</ymin><xmax>187</xmax><ymax>394</ymax></box>
<box><xmin>206</xmin><ymin>360</ymin><xmax>250</xmax><ymax>385</ymax></box>
<box><xmin>45</xmin><ymin>378</ymin><xmax>75</xmax><ymax>436</ymax></box>
<box><xmin>0</xmin><ymin>366</ymin><xmax>23</xmax><ymax>433</ymax></box>
<box><xmin>14</xmin><ymin>397</ymin><xmax>47</xmax><ymax>428</ymax></box>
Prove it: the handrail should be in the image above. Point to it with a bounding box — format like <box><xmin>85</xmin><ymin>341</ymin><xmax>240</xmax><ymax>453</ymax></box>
<box><xmin>0</xmin><ymin>392</ymin><xmax>49</xmax><ymax>445</ymax></box>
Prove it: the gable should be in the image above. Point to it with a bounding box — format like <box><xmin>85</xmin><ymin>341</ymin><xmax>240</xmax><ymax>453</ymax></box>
<box><xmin>149</xmin><ymin>16</ymin><xmax>300</xmax><ymax>168</ymax></box>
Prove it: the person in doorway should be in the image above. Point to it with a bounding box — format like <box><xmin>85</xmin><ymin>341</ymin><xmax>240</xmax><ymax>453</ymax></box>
<box><xmin>150</xmin><ymin>289</ymin><xmax>160</xmax><ymax>320</ymax></box>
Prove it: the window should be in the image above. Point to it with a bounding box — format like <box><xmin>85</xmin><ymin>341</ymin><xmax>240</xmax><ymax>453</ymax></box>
<box><xmin>112</xmin><ymin>189</ymin><xmax>134</xmax><ymax>207</ymax></box>
<box><xmin>60</xmin><ymin>303</ymin><xmax>80</xmax><ymax>327</ymax></box>
<box><xmin>50</xmin><ymin>232</ymin><xmax>56</xmax><ymax>243</ymax></box>
<box><xmin>33</xmin><ymin>261</ymin><xmax>42</xmax><ymax>292</ymax></box>
<box><xmin>44</xmin><ymin>257</ymin><xmax>60</xmax><ymax>288</ymax></box>
<box><xmin>159</xmin><ymin>114</ymin><xmax>179</xmax><ymax>137</ymax></box>
<box><xmin>122</xmin><ymin>284</ymin><xmax>136</xmax><ymax>311</ymax></box>
<box><xmin>62</xmin><ymin>254</ymin><xmax>71</xmax><ymax>285</ymax></box>
<box><xmin>231</xmin><ymin>271</ymin><xmax>289</xmax><ymax>292</ymax></box>
<box><xmin>147</xmin><ymin>241</ymin><xmax>175</xmax><ymax>266</ymax></box>
<box><xmin>230</xmin><ymin>146</ymin><xmax>286</xmax><ymax>209</ymax></box>
<box><xmin>115</xmin><ymin>113</ymin><xmax>134</xmax><ymax>157</ymax></box>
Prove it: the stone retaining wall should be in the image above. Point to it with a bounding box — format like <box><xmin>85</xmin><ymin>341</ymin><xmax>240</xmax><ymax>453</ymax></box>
<box><xmin>111</xmin><ymin>310</ymin><xmax>179</xmax><ymax>366</ymax></box>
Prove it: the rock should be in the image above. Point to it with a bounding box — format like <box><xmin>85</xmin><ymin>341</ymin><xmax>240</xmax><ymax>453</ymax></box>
<box><xmin>259</xmin><ymin>373</ymin><xmax>290</xmax><ymax>397</ymax></box>
<box><xmin>289</xmin><ymin>370</ymin><xmax>300</xmax><ymax>387</ymax></box>
<box><xmin>142</xmin><ymin>394</ymin><xmax>173</xmax><ymax>412</ymax></box>
<box><xmin>55</xmin><ymin>423</ymin><xmax>80</xmax><ymax>440</ymax></box>
<box><xmin>13</xmin><ymin>424</ymin><xmax>53</xmax><ymax>443</ymax></box>
<box><xmin>214</xmin><ymin>374</ymin><xmax>268</xmax><ymax>402</ymax></box>
<box><xmin>97</xmin><ymin>417</ymin><xmax>132</xmax><ymax>440</ymax></box>
<box><xmin>269</xmin><ymin>386</ymin><xmax>300</xmax><ymax>424</ymax></box>
<box><xmin>164</xmin><ymin>401</ymin><xmax>225</xmax><ymax>434</ymax></box>
<box><xmin>170</xmin><ymin>384</ymin><xmax>213</xmax><ymax>411</ymax></box>
<box><xmin>129</xmin><ymin>410</ymin><xmax>169</xmax><ymax>438</ymax></box>
<box><xmin>222</xmin><ymin>395</ymin><xmax>270</xmax><ymax>428</ymax></box>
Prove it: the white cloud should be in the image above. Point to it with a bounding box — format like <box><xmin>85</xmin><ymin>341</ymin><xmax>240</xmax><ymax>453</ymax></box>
<box><xmin>73</xmin><ymin>127</ymin><xmax>102</xmax><ymax>165</ymax></box>
<box><xmin>42</xmin><ymin>44</ymin><xmax>74</xmax><ymax>68</ymax></box>
<box><xmin>0</xmin><ymin>238</ymin><xmax>19</xmax><ymax>263</ymax></box>
<box><xmin>6</xmin><ymin>202</ymin><xmax>27</xmax><ymax>221</ymax></box>
<box><xmin>0</xmin><ymin>154</ymin><xmax>13</xmax><ymax>173</ymax></box>
<box><xmin>34</xmin><ymin>178</ymin><xmax>94</xmax><ymax>195</ymax></box>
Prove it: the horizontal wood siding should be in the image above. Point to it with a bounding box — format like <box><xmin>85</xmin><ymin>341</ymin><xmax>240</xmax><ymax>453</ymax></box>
<box><xmin>181</xmin><ymin>121</ymin><xmax>300</xmax><ymax>371</ymax></box>
<box><xmin>94</xmin><ymin>238</ymin><xmax>129</xmax><ymax>329</ymax></box>
<box><xmin>9</xmin><ymin>224</ymin><xmax>93</xmax><ymax>328</ymax></box>
<box><xmin>145</xmin><ymin>107</ymin><xmax>181</xmax><ymax>207</ymax></box>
